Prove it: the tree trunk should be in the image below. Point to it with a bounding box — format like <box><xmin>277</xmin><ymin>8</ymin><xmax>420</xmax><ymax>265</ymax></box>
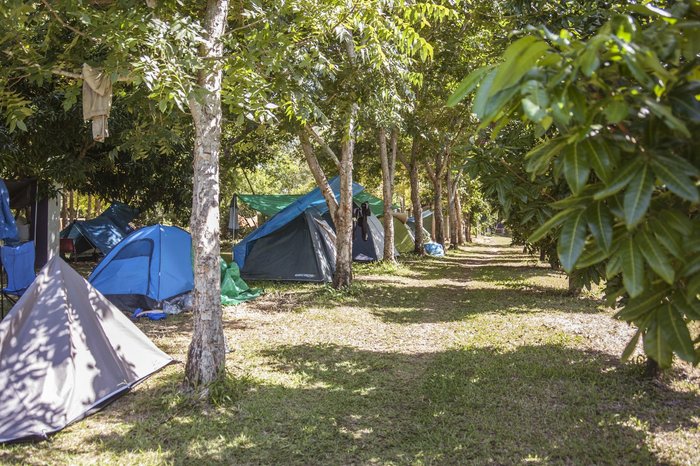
<box><xmin>333</xmin><ymin>104</ymin><xmax>358</xmax><ymax>288</ymax></box>
<box><xmin>379</xmin><ymin>127</ymin><xmax>397</xmax><ymax>263</ymax></box>
<box><xmin>567</xmin><ymin>272</ymin><xmax>582</xmax><ymax>296</ymax></box>
<box><xmin>455</xmin><ymin>193</ymin><xmax>465</xmax><ymax>245</ymax></box>
<box><xmin>539</xmin><ymin>248</ymin><xmax>546</xmax><ymax>262</ymax></box>
<box><xmin>184</xmin><ymin>0</ymin><xmax>229</xmax><ymax>392</ymax></box>
<box><xmin>433</xmin><ymin>163</ymin><xmax>445</xmax><ymax>247</ymax></box>
<box><xmin>299</xmin><ymin>130</ymin><xmax>339</xmax><ymax>218</ymax></box>
<box><xmin>87</xmin><ymin>195</ymin><xmax>92</xmax><ymax>219</ymax></box>
<box><xmin>61</xmin><ymin>192</ymin><xmax>68</xmax><ymax>229</ymax></box>
<box><xmin>95</xmin><ymin>197</ymin><xmax>102</xmax><ymax>214</ymax></box>
<box><xmin>69</xmin><ymin>190</ymin><xmax>75</xmax><ymax>222</ymax></box>
<box><xmin>404</xmin><ymin>138</ymin><xmax>425</xmax><ymax>254</ymax></box>
<box><xmin>465</xmin><ymin>212</ymin><xmax>472</xmax><ymax>242</ymax></box>
<box><xmin>447</xmin><ymin>169</ymin><xmax>458</xmax><ymax>249</ymax></box>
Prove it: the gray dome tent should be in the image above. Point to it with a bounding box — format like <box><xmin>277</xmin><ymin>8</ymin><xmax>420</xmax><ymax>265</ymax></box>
<box><xmin>0</xmin><ymin>257</ymin><xmax>172</xmax><ymax>443</ymax></box>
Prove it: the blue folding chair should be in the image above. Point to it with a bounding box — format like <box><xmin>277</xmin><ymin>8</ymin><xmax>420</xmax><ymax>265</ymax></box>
<box><xmin>1</xmin><ymin>240</ymin><xmax>36</xmax><ymax>318</ymax></box>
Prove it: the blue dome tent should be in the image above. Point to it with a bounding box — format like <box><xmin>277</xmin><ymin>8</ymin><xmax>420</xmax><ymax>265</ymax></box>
<box><xmin>89</xmin><ymin>224</ymin><xmax>193</xmax><ymax>311</ymax></box>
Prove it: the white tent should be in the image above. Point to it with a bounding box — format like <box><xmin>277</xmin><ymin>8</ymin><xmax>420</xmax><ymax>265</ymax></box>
<box><xmin>0</xmin><ymin>257</ymin><xmax>172</xmax><ymax>443</ymax></box>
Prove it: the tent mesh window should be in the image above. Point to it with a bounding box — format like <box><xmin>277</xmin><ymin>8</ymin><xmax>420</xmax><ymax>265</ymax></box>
<box><xmin>91</xmin><ymin>238</ymin><xmax>154</xmax><ymax>294</ymax></box>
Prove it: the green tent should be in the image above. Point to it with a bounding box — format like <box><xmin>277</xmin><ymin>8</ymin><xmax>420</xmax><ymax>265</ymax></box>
<box><xmin>393</xmin><ymin>216</ymin><xmax>415</xmax><ymax>253</ymax></box>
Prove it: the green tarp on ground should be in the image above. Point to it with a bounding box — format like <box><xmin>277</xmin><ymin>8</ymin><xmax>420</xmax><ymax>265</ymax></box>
<box><xmin>236</xmin><ymin>191</ymin><xmax>390</xmax><ymax>217</ymax></box>
<box><xmin>220</xmin><ymin>259</ymin><xmax>262</xmax><ymax>305</ymax></box>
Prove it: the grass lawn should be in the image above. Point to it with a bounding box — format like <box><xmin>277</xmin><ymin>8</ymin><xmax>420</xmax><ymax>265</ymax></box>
<box><xmin>1</xmin><ymin>236</ymin><xmax>698</xmax><ymax>465</ymax></box>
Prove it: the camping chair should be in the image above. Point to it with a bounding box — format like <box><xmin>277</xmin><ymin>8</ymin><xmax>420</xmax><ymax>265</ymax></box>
<box><xmin>60</xmin><ymin>238</ymin><xmax>76</xmax><ymax>262</ymax></box>
<box><xmin>1</xmin><ymin>241</ymin><xmax>36</xmax><ymax>318</ymax></box>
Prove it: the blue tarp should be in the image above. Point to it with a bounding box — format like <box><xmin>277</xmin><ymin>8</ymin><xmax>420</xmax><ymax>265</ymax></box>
<box><xmin>89</xmin><ymin>224</ymin><xmax>194</xmax><ymax>311</ymax></box>
<box><xmin>0</xmin><ymin>181</ymin><xmax>18</xmax><ymax>242</ymax></box>
<box><xmin>234</xmin><ymin>177</ymin><xmax>364</xmax><ymax>270</ymax></box>
<box><xmin>61</xmin><ymin>202</ymin><xmax>138</xmax><ymax>255</ymax></box>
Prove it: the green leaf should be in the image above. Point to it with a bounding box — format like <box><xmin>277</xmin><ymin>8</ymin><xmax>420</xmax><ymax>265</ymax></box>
<box><xmin>557</xmin><ymin>209</ymin><xmax>587</xmax><ymax>272</ymax></box>
<box><xmin>659</xmin><ymin>304</ymin><xmax>696</xmax><ymax>363</ymax></box>
<box><xmin>650</xmin><ymin>219</ymin><xmax>683</xmax><ymax>259</ymax></box>
<box><xmin>659</xmin><ymin>210</ymin><xmax>693</xmax><ymax>236</ymax></box>
<box><xmin>579</xmin><ymin>44</ymin><xmax>601</xmax><ymax>77</ymax></box>
<box><xmin>472</xmin><ymin>69</ymin><xmax>496</xmax><ymax>119</ymax></box>
<box><xmin>651</xmin><ymin>157</ymin><xmax>700</xmax><ymax>203</ymax></box>
<box><xmin>527</xmin><ymin>208</ymin><xmax>577</xmax><ymax>243</ymax></box>
<box><xmin>643</xmin><ymin>315</ymin><xmax>673</xmax><ymax>367</ymax></box>
<box><xmin>621</xmin><ymin>328</ymin><xmax>641</xmax><ymax>362</ymax></box>
<box><xmin>623</xmin><ymin>162</ymin><xmax>653</xmax><ymax>228</ymax></box>
<box><xmin>577</xmin><ymin>240</ymin><xmax>610</xmax><ymax>268</ymax></box>
<box><xmin>562</xmin><ymin>143</ymin><xmax>591</xmax><ymax>195</ymax></box>
<box><xmin>447</xmin><ymin>65</ymin><xmax>492</xmax><ymax>107</ymax></box>
<box><xmin>525</xmin><ymin>138</ymin><xmax>567</xmax><ymax>176</ymax></box>
<box><xmin>686</xmin><ymin>274</ymin><xmax>700</xmax><ymax>302</ymax></box>
<box><xmin>583</xmin><ymin>139</ymin><xmax>614</xmax><ymax>184</ymax></box>
<box><xmin>614</xmin><ymin>286</ymin><xmax>668</xmax><ymax>321</ymax></box>
<box><xmin>586</xmin><ymin>202</ymin><xmax>613</xmax><ymax>251</ymax></box>
<box><xmin>593</xmin><ymin>158</ymin><xmax>642</xmax><ymax>200</ymax></box>
<box><xmin>489</xmin><ymin>36</ymin><xmax>550</xmax><ymax>98</ymax></box>
<box><xmin>638</xmin><ymin>229</ymin><xmax>675</xmax><ymax>284</ymax></box>
<box><xmin>620</xmin><ymin>235</ymin><xmax>645</xmax><ymax>298</ymax></box>
<box><xmin>673</xmin><ymin>293</ymin><xmax>700</xmax><ymax>321</ymax></box>
<box><xmin>604</xmin><ymin>99</ymin><xmax>629</xmax><ymax>124</ymax></box>
<box><xmin>644</xmin><ymin>98</ymin><xmax>691</xmax><ymax>137</ymax></box>
<box><xmin>606</xmin><ymin>252</ymin><xmax>623</xmax><ymax>279</ymax></box>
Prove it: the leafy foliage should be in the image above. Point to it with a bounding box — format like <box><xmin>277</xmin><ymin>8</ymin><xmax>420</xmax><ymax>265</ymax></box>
<box><xmin>450</xmin><ymin>2</ymin><xmax>700</xmax><ymax>366</ymax></box>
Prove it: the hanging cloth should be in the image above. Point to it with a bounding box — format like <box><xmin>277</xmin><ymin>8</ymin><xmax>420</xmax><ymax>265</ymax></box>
<box><xmin>82</xmin><ymin>63</ymin><xmax>112</xmax><ymax>142</ymax></box>
<box><xmin>0</xmin><ymin>181</ymin><xmax>18</xmax><ymax>242</ymax></box>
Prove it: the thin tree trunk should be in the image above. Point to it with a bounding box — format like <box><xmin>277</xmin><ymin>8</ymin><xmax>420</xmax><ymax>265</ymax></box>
<box><xmin>433</xmin><ymin>162</ymin><xmax>445</xmax><ymax>247</ymax></box>
<box><xmin>69</xmin><ymin>190</ymin><xmax>75</xmax><ymax>222</ymax></box>
<box><xmin>379</xmin><ymin>126</ymin><xmax>397</xmax><ymax>263</ymax></box>
<box><xmin>465</xmin><ymin>212</ymin><xmax>472</xmax><ymax>242</ymax></box>
<box><xmin>333</xmin><ymin>104</ymin><xmax>357</xmax><ymax>288</ymax></box>
<box><xmin>184</xmin><ymin>0</ymin><xmax>229</xmax><ymax>392</ymax></box>
<box><xmin>95</xmin><ymin>197</ymin><xmax>102</xmax><ymax>214</ymax></box>
<box><xmin>87</xmin><ymin>195</ymin><xmax>92</xmax><ymax>219</ymax></box>
<box><xmin>447</xmin><ymin>169</ymin><xmax>458</xmax><ymax>249</ymax></box>
<box><xmin>456</xmin><ymin>193</ymin><xmax>465</xmax><ymax>244</ymax></box>
<box><xmin>299</xmin><ymin>130</ymin><xmax>339</xmax><ymax>219</ymax></box>
<box><xmin>398</xmin><ymin>137</ymin><xmax>424</xmax><ymax>255</ymax></box>
<box><xmin>61</xmin><ymin>192</ymin><xmax>68</xmax><ymax>228</ymax></box>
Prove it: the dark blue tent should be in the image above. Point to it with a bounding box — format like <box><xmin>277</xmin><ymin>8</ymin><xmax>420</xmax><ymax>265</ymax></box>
<box><xmin>89</xmin><ymin>224</ymin><xmax>193</xmax><ymax>311</ymax></box>
<box><xmin>60</xmin><ymin>202</ymin><xmax>138</xmax><ymax>255</ymax></box>
<box><xmin>233</xmin><ymin>177</ymin><xmax>364</xmax><ymax>279</ymax></box>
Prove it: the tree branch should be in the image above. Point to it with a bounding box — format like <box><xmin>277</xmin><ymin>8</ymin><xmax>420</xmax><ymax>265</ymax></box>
<box><xmin>304</xmin><ymin>125</ymin><xmax>340</xmax><ymax>169</ymax></box>
<box><xmin>41</xmin><ymin>0</ymin><xmax>96</xmax><ymax>41</ymax></box>
<box><xmin>299</xmin><ymin>129</ymin><xmax>339</xmax><ymax>222</ymax></box>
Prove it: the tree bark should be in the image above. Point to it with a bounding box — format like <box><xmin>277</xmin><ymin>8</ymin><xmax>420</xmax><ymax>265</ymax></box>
<box><xmin>379</xmin><ymin>126</ymin><xmax>397</xmax><ymax>263</ymax></box>
<box><xmin>87</xmin><ymin>195</ymin><xmax>92</xmax><ymax>219</ymax></box>
<box><xmin>447</xmin><ymin>169</ymin><xmax>458</xmax><ymax>249</ymax></box>
<box><xmin>465</xmin><ymin>212</ymin><xmax>472</xmax><ymax>242</ymax></box>
<box><xmin>433</xmin><ymin>159</ymin><xmax>445</xmax><ymax>247</ymax></box>
<box><xmin>455</xmin><ymin>192</ymin><xmax>465</xmax><ymax>245</ymax></box>
<box><xmin>61</xmin><ymin>192</ymin><xmax>68</xmax><ymax>228</ymax></box>
<box><xmin>333</xmin><ymin>104</ymin><xmax>357</xmax><ymax>288</ymax></box>
<box><xmin>398</xmin><ymin>137</ymin><xmax>425</xmax><ymax>255</ymax></box>
<box><xmin>299</xmin><ymin>130</ymin><xmax>339</xmax><ymax>221</ymax></box>
<box><xmin>184</xmin><ymin>0</ymin><xmax>229</xmax><ymax>392</ymax></box>
<box><xmin>95</xmin><ymin>197</ymin><xmax>102</xmax><ymax>214</ymax></box>
<box><xmin>69</xmin><ymin>190</ymin><xmax>76</xmax><ymax>222</ymax></box>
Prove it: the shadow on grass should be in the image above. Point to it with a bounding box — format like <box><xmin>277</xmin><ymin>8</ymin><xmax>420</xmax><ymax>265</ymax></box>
<box><xmin>9</xmin><ymin>343</ymin><xmax>694</xmax><ymax>465</ymax></box>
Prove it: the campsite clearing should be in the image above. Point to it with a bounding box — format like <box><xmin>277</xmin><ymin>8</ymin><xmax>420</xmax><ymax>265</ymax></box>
<box><xmin>1</xmin><ymin>236</ymin><xmax>698</xmax><ymax>465</ymax></box>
